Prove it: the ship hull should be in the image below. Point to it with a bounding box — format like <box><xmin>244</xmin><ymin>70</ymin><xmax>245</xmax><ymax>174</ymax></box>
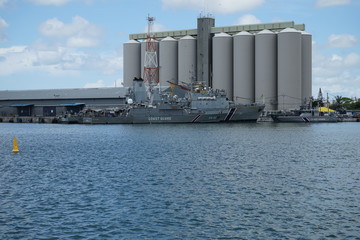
<box><xmin>271</xmin><ymin>115</ymin><xmax>338</xmax><ymax>123</ymax></box>
<box><xmin>83</xmin><ymin>105</ymin><xmax>264</xmax><ymax>124</ymax></box>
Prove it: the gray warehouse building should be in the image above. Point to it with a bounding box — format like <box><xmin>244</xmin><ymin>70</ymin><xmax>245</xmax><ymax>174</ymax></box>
<box><xmin>0</xmin><ymin>88</ymin><xmax>126</xmax><ymax>122</ymax></box>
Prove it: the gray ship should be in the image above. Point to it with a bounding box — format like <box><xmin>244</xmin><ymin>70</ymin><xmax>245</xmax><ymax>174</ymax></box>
<box><xmin>271</xmin><ymin>108</ymin><xmax>338</xmax><ymax>123</ymax></box>
<box><xmin>82</xmin><ymin>78</ymin><xmax>265</xmax><ymax>124</ymax></box>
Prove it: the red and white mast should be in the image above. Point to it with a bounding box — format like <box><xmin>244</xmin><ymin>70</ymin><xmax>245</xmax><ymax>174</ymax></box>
<box><xmin>143</xmin><ymin>16</ymin><xmax>159</xmax><ymax>87</ymax></box>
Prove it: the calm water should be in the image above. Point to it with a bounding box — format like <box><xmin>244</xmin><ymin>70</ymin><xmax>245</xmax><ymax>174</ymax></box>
<box><xmin>0</xmin><ymin>122</ymin><xmax>359</xmax><ymax>239</ymax></box>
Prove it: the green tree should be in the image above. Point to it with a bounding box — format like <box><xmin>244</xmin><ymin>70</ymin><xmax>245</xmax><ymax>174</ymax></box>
<box><xmin>330</xmin><ymin>95</ymin><xmax>344</xmax><ymax>110</ymax></box>
<box><xmin>330</xmin><ymin>96</ymin><xmax>360</xmax><ymax>110</ymax></box>
<box><xmin>347</xmin><ymin>99</ymin><xmax>360</xmax><ymax>110</ymax></box>
<box><xmin>342</xmin><ymin>97</ymin><xmax>353</xmax><ymax>109</ymax></box>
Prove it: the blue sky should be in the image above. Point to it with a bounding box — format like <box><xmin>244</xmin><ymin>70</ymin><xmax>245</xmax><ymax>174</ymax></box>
<box><xmin>0</xmin><ymin>0</ymin><xmax>359</xmax><ymax>99</ymax></box>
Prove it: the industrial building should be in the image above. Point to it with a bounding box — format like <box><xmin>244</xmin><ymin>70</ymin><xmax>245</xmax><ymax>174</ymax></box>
<box><xmin>124</xmin><ymin>16</ymin><xmax>312</xmax><ymax>111</ymax></box>
<box><xmin>0</xmin><ymin>88</ymin><xmax>126</xmax><ymax>122</ymax></box>
<box><xmin>0</xmin><ymin>16</ymin><xmax>312</xmax><ymax>122</ymax></box>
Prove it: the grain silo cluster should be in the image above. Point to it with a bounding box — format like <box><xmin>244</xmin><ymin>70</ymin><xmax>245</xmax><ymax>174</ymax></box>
<box><xmin>124</xmin><ymin>17</ymin><xmax>312</xmax><ymax>111</ymax></box>
<box><xmin>124</xmin><ymin>35</ymin><xmax>197</xmax><ymax>87</ymax></box>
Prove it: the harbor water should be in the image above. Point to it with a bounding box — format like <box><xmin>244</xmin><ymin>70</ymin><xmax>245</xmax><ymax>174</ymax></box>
<box><xmin>0</xmin><ymin>122</ymin><xmax>359</xmax><ymax>239</ymax></box>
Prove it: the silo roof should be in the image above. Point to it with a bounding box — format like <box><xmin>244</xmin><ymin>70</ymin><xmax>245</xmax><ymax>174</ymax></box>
<box><xmin>180</xmin><ymin>35</ymin><xmax>195</xmax><ymax>40</ymax></box>
<box><xmin>301</xmin><ymin>31</ymin><xmax>311</xmax><ymax>35</ymax></box>
<box><xmin>235</xmin><ymin>31</ymin><xmax>253</xmax><ymax>36</ymax></box>
<box><xmin>257</xmin><ymin>29</ymin><xmax>275</xmax><ymax>34</ymax></box>
<box><xmin>125</xmin><ymin>39</ymin><xmax>140</xmax><ymax>44</ymax></box>
<box><xmin>214</xmin><ymin>32</ymin><xmax>231</xmax><ymax>37</ymax></box>
<box><xmin>161</xmin><ymin>36</ymin><xmax>176</xmax><ymax>41</ymax></box>
<box><xmin>279</xmin><ymin>27</ymin><xmax>300</xmax><ymax>33</ymax></box>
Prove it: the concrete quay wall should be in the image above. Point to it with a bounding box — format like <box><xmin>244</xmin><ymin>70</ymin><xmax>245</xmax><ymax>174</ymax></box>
<box><xmin>0</xmin><ymin>116</ymin><xmax>59</xmax><ymax>124</ymax></box>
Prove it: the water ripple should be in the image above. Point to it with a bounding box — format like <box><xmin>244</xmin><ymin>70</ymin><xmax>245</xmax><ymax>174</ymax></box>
<box><xmin>0</xmin><ymin>123</ymin><xmax>359</xmax><ymax>239</ymax></box>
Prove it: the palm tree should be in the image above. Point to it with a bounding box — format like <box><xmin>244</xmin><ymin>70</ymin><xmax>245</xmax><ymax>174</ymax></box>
<box><xmin>335</xmin><ymin>95</ymin><xmax>343</xmax><ymax>109</ymax></box>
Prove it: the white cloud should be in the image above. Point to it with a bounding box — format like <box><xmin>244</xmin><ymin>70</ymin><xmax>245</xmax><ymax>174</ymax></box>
<box><xmin>0</xmin><ymin>46</ymin><xmax>28</xmax><ymax>54</ymax></box>
<box><xmin>39</xmin><ymin>18</ymin><xmax>71</xmax><ymax>38</ymax></box>
<box><xmin>316</xmin><ymin>0</ymin><xmax>351</xmax><ymax>7</ymax></box>
<box><xmin>344</xmin><ymin>53</ymin><xmax>360</xmax><ymax>67</ymax></box>
<box><xmin>153</xmin><ymin>23</ymin><xmax>167</xmax><ymax>32</ymax></box>
<box><xmin>26</xmin><ymin>0</ymin><xmax>98</xmax><ymax>6</ymax></box>
<box><xmin>0</xmin><ymin>18</ymin><xmax>9</xmax><ymax>42</ymax></box>
<box><xmin>328</xmin><ymin>34</ymin><xmax>357</xmax><ymax>48</ymax></box>
<box><xmin>101</xmin><ymin>56</ymin><xmax>123</xmax><ymax>75</ymax></box>
<box><xmin>0</xmin><ymin>16</ymin><xmax>113</xmax><ymax>81</ymax></box>
<box><xmin>39</xmin><ymin>16</ymin><xmax>95</xmax><ymax>38</ymax></box>
<box><xmin>313</xmin><ymin>52</ymin><xmax>360</xmax><ymax>78</ymax></box>
<box><xmin>83</xmin><ymin>78</ymin><xmax>123</xmax><ymax>88</ymax></box>
<box><xmin>312</xmin><ymin>51</ymin><xmax>360</xmax><ymax>97</ymax></box>
<box><xmin>35</xmin><ymin>49</ymin><xmax>65</xmax><ymax>65</ymax></box>
<box><xmin>235</xmin><ymin>14</ymin><xmax>261</xmax><ymax>25</ymax></box>
<box><xmin>67</xmin><ymin>36</ymin><xmax>100</xmax><ymax>48</ymax></box>
<box><xmin>161</xmin><ymin>0</ymin><xmax>265</xmax><ymax>14</ymax></box>
<box><xmin>39</xmin><ymin>16</ymin><xmax>102</xmax><ymax>48</ymax></box>
<box><xmin>0</xmin><ymin>0</ymin><xmax>9</xmax><ymax>7</ymax></box>
<box><xmin>27</xmin><ymin>0</ymin><xmax>71</xmax><ymax>6</ymax></box>
<box><xmin>0</xmin><ymin>46</ymin><xmax>37</xmax><ymax>75</ymax></box>
<box><xmin>0</xmin><ymin>45</ymin><xmax>122</xmax><ymax>77</ymax></box>
<box><xmin>84</xmin><ymin>79</ymin><xmax>105</xmax><ymax>88</ymax></box>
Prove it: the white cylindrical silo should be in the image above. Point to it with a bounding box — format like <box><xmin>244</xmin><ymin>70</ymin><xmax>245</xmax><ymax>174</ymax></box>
<box><xmin>178</xmin><ymin>35</ymin><xmax>196</xmax><ymax>85</ymax></box>
<box><xmin>159</xmin><ymin>37</ymin><xmax>178</xmax><ymax>86</ymax></box>
<box><xmin>212</xmin><ymin>32</ymin><xmax>233</xmax><ymax>100</ymax></box>
<box><xmin>233</xmin><ymin>31</ymin><xmax>255</xmax><ymax>104</ymax></box>
<box><xmin>255</xmin><ymin>29</ymin><xmax>277</xmax><ymax>110</ymax></box>
<box><xmin>278</xmin><ymin>28</ymin><xmax>302</xmax><ymax>111</ymax></box>
<box><xmin>302</xmin><ymin>31</ymin><xmax>312</xmax><ymax>107</ymax></box>
<box><xmin>123</xmin><ymin>40</ymin><xmax>141</xmax><ymax>87</ymax></box>
<box><xmin>141</xmin><ymin>39</ymin><xmax>159</xmax><ymax>81</ymax></box>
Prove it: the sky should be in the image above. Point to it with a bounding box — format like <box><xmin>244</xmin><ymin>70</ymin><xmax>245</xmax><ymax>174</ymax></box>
<box><xmin>0</xmin><ymin>0</ymin><xmax>359</xmax><ymax>99</ymax></box>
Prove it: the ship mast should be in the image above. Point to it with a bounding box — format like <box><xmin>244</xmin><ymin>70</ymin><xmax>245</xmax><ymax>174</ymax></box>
<box><xmin>143</xmin><ymin>15</ymin><xmax>159</xmax><ymax>90</ymax></box>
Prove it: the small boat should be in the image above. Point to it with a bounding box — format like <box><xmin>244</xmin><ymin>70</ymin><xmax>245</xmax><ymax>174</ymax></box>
<box><xmin>58</xmin><ymin>113</ymin><xmax>83</xmax><ymax>124</ymax></box>
<box><xmin>82</xmin><ymin>108</ymin><xmax>128</xmax><ymax>124</ymax></box>
<box><xmin>271</xmin><ymin>108</ymin><xmax>338</xmax><ymax>123</ymax></box>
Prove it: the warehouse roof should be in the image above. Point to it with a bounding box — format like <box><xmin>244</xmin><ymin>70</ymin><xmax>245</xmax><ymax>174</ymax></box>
<box><xmin>10</xmin><ymin>104</ymin><xmax>34</xmax><ymax>107</ymax></box>
<box><xmin>0</xmin><ymin>87</ymin><xmax>128</xmax><ymax>101</ymax></box>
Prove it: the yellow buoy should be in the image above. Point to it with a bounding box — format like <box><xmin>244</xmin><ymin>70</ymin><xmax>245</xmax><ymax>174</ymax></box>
<box><xmin>12</xmin><ymin>137</ymin><xmax>19</xmax><ymax>153</ymax></box>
